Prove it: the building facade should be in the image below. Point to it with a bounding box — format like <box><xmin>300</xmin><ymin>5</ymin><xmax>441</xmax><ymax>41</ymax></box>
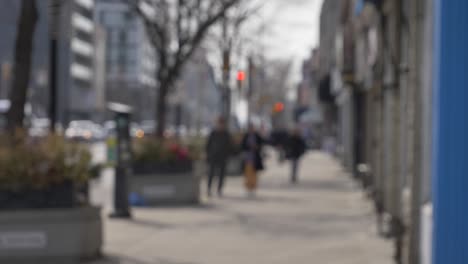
<box><xmin>0</xmin><ymin>1</ymin><xmax>50</xmax><ymax>117</ymax></box>
<box><xmin>0</xmin><ymin>0</ymin><xmax>100</xmax><ymax>124</ymax></box>
<box><xmin>63</xmin><ymin>0</ymin><xmax>98</xmax><ymax>122</ymax></box>
<box><xmin>296</xmin><ymin>49</ymin><xmax>323</xmax><ymax>146</ymax></box>
<box><xmin>319</xmin><ymin>0</ymin><xmax>437</xmax><ymax>263</ymax></box>
<box><xmin>95</xmin><ymin>0</ymin><xmax>157</xmax><ymax>121</ymax></box>
<box><xmin>174</xmin><ymin>48</ymin><xmax>220</xmax><ymax>132</ymax></box>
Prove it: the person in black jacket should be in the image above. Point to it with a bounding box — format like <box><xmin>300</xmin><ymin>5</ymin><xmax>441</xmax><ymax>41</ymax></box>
<box><xmin>241</xmin><ymin>124</ymin><xmax>265</xmax><ymax>196</ymax></box>
<box><xmin>286</xmin><ymin>126</ymin><xmax>307</xmax><ymax>183</ymax></box>
<box><xmin>270</xmin><ymin>128</ymin><xmax>289</xmax><ymax>163</ymax></box>
<box><xmin>206</xmin><ymin>117</ymin><xmax>233</xmax><ymax>197</ymax></box>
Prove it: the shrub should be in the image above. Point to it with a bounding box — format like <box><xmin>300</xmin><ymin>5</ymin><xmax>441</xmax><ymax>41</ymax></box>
<box><xmin>0</xmin><ymin>134</ymin><xmax>92</xmax><ymax>191</ymax></box>
<box><xmin>133</xmin><ymin>137</ymin><xmax>194</xmax><ymax>164</ymax></box>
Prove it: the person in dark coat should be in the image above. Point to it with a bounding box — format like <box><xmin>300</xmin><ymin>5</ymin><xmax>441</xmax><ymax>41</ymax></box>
<box><xmin>206</xmin><ymin>117</ymin><xmax>233</xmax><ymax>197</ymax></box>
<box><xmin>286</xmin><ymin>126</ymin><xmax>307</xmax><ymax>183</ymax></box>
<box><xmin>241</xmin><ymin>124</ymin><xmax>265</xmax><ymax>196</ymax></box>
<box><xmin>270</xmin><ymin>128</ymin><xmax>289</xmax><ymax>162</ymax></box>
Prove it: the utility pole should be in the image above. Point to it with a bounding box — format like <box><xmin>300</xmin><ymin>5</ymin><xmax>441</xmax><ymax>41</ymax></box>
<box><xmin>247</xmin><ymin>56</ymin><xmax>254</xmax><ymax>124</ymax></box>
<box><xmin>49</xmin><ymin>0</ymin><xmax>61</xmax><ymax>132</ymax></box>
<box><xmin>221</xmin><ymin>17</ymin><xmax>231</xmax><ymax>123</ymax></box>
<box><xmin>195</xmin><ymin>60</ymin><xmax>203</xmax><ymax>136</ymax></box>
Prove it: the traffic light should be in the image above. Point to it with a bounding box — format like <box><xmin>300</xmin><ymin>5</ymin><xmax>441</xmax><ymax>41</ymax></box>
<box><xmin>237</xmin><ymin>70</ymin><xmax>245</xmax><ymax>90</ymax></box>
<box><xmin>273</xmin><ymin>102</ymin><xmax>285</xmax><ymax>113</ymax></box>
<box><xmin>237</xmin><ymin>70</ymin><xmax>245</xmax><ymax>81</ymax></box>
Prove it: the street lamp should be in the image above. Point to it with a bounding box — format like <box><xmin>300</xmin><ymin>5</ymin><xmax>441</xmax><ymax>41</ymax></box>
<box><xmin>48</xmin><ymin>0</ymin><xmax>61</xmax><ymax>132</ymax></box>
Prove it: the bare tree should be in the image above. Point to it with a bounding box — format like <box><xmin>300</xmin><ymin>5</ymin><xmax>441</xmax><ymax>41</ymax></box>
<box><xmin>219</xmin><ymin>3</ymin><xmax>262</xmax><ymax>120</ymax></box>
<box><xmin>128</xmin><ymin>0</ymin><xmax>241</xmax><ymax>137</ymax></box>
<box><xmin>7</xmin><ymin>0</ymin><xmax>38</xmax><ymax>132</ymax></box>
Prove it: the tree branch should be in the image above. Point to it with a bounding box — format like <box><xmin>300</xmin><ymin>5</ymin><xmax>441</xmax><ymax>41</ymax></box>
<box><xmin>128</xmin><ymin>0</ymin><xmax>242</xmax><ymax>136</ymax></box>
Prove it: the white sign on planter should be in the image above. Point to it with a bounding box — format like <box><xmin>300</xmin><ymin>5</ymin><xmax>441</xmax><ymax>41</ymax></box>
<box><xmin>143</xmin><ymin>185</ymin><xmax>176</xmax><ymax>198</ymax></box>
<box><xmin>0</xmin><ymin>232</ymin><xmax>47</xmax><ymax>249</ymax></box>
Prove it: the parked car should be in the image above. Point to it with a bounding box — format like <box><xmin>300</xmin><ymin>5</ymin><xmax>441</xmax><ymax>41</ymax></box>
<box><xmin>65</xmin><ymin>120</ymin><xmax>106</xmax><ymax>142</ymax></box>
<box><xmin>140</xmin><ymin>120</ymin><xmax>156</xmax><ymax>137</ymax></box>
<box><xmin>104</xmin><ymin>120</ymin><xmax>116</xmax><ymax>137</ymax></box>
<box><xmin>131</xmin><ymin>123</ymin><xmax>145</xmax><ymax>139</ymax></box>
<box><xmin>29</xmin><ymin>118</ymin><xmax>50</xmax><ymax>138</ymax></box>
<box><xmin>105</xmin><ymin>121</ymin><xmax>146</xmax><ymax>139</ymax></box>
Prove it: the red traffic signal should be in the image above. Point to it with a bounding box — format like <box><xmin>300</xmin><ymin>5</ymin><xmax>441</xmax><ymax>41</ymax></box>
<box><xmin>237</xmin><ymin>70</ymin><xmax>245</xmax><ymax>81</ymax></box>
<box><xmin>274</xmin><ymin>102</ymin><xmax>285</xmax><ymax>113</ymax></box>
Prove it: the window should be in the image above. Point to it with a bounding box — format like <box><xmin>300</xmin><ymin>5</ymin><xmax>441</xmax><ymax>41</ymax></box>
<box><xmin>104</xmin><ymin>12</ymin><xmax>123</xmax><ymax>26</ymax></box>
<box><xmin>119</xmin><ymin>31</ymin><xmax>127</xmax><ymax>44</ymax></box>
<box><xmin>127</xmin><ymin>30</ymin><xmax>138</xmax><ymax>44</ymax></box>
<box><xmin>126</xmin><ymin>48</ymin><xmax>138</xmax><ymax>61</ymax></box>
<box><xmin>99</xmin><ymin>11</ymin><xmax>107</xmax><ymax>24</ymax></box>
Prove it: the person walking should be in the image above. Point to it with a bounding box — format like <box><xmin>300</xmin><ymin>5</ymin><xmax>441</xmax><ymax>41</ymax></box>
<box><xmin>286</xmin><ymin>127</ymin><xmax>307</xmax><ymax>184</ymax></box>
<box><xmin>206</xmin><ymin>117</ymin><xmax>233</xmax><ymax>197</ymax></box>
<box><xmin>270</xmin><ymin>127</ymin><xmax>289</xmax><ymax>163</ymax></box>
<box><xmin>241</xmin><ymin>124</ymin><xmax>265</xmax><ymax>197</ymax></box>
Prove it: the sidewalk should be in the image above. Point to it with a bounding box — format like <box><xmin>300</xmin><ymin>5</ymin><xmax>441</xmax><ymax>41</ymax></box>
<box><xmin>91</xmin><ymin>152</ymin><xmax>393</xmax><ymax>264</ymax></box>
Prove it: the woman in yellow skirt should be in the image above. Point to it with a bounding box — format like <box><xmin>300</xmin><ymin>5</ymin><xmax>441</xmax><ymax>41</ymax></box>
<box><xmin>241</xmin><ymin>124</ymin><xmax>265</xmax><ymax>197</ymax></box>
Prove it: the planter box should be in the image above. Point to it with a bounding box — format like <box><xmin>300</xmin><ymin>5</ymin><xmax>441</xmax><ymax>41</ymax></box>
<box><xmin>133</xmin><ymin>160</ymin><xmax>193</xmax><ymax>175</ymax></box>
<box><xmin>131</xmin><ymin>161</ymin><xmax>202</xmax><ymax>206</ymax></box>
<box><xmin>0</xmin><ymin>182</ymin><xmax>76</xmax><ymax>210</ymax></box>
<box><xmin>227</xmin><ymin>155</ymin><xmax>244</xmax><ymax>176</ymax></box>
<box><xmin>0</xmin><ymin>206</ymin><xmax>102</xmax><ymax>263</ymax></box>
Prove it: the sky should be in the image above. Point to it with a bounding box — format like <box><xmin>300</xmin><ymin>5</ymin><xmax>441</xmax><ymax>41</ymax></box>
<box><xmin>260</xmin><ymin>0</ymin><xmax>324</xmax><ymax>82</ymax></box>
<box><xmin>235</xmin><ymin>0</ymin><xmax>324</xmax><ymax>123</ymax></box>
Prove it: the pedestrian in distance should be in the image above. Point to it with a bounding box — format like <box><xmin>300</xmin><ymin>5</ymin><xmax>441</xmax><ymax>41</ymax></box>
<box><xmin>270</xmin><ymin>127</ymin><xmax>289</xmax><ymax>163</ymax></box>
<box><xmin>241</xmin><ymin>123</ymin><xmax>265</xmax><ymax>197</ymax></box>
<box><xmin>285</xmin><ymin>126</ymin><xmax>307</xmax><ymax>184</ymax></box>
<box><xmin>206</xmin><ymin>116</ymin><xmax>233</xmax><ymax>197</ymax></box>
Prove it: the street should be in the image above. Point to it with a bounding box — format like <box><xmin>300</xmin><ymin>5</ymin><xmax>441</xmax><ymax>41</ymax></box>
<box><xmin>89</xmin><ymin>151</ymin><xmax>393</xmax><ymax>264</ymax></box>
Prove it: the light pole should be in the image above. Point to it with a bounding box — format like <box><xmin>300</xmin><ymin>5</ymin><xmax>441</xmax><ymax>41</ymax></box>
<box><xmin>48</xmin><ymin>0</ymin><xmax>61</xmax><ymax>132</ymax></box>
<box><xmin>221</xmin><ymin>17</ymin><xmax>231</xmax><ymax>123</ymax></box>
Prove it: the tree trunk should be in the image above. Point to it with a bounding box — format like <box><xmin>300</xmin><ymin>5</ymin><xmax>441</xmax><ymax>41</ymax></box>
<box><xmin>7</xmin><ymin>0</ymin><xmax>38</xmax><ymax>132</ymax></box>
<box><xmin>156</xmin><ymin>85</ymin><xmax>168</xmax><ymax>138</ymax></box>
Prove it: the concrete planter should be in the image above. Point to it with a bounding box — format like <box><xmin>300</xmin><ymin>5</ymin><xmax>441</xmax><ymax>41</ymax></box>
<box><xmin>0</xmin><ymin>206</ymin><xmax>102</xmax><ymax>263</ymax></box>
<box><xmin>0</xmin><ymin>181</ymin><xmax>76</xmax><ymax>210</ymax></box>
<box><xmin>131</xmin><ymin>161</ymin><xmax>203</xmax><ymax>205</ymax></box>
<box><xmin>132</xmin><ymin>160</ymin><xmax>193</xmax><ymax>175</ymax></box>
<box><xmin>227</xmin><ymin>155</ymin><xmax>244</xmax><ymax>176</ymax></box>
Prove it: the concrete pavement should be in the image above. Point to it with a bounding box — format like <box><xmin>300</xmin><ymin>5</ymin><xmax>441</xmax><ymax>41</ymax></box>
<box><xmin>90</xmin><ymin>151</ymin><xmax>393</xmax><ymax>264</ymax></box>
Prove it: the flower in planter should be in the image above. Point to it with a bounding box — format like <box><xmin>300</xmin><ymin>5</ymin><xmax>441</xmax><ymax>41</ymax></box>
<box><xmin>177</xmin><ymin>148</ymin><xmax>189</xmax><ymax>161</ymax></box>
<box><xmin>132</xmin><ymin>138</ymin><xmax>196</xmax><ymax>175</ymax></box>
<box><xmin>184</xmin><ymin>136</ymin><xmax>206</xmax><ymax>161</ymax></box>
<box><xmin>165</xmin><ymin>141</ymin><xmax>189</xmax><ymax>161</ymax></box>
<box><xmin>133</xmin><ymin>138</ymin><xmax>194</xmax><ymax>163</ymax></box>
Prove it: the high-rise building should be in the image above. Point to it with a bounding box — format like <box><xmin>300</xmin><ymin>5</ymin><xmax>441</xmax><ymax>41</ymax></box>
<box><xmin>61</xmin><ymin>0</ymin><xmax>97</xmax><ymax>122</ymax></box>
<box><xmin>0</xmin><ymin>0</ymin><xmax>99</xmax><ymax>124</ymax></box>
<box><xmin>95</xmin><ymin>0</ymin><xmax>157</xmax><ymax>121</ymax></box>
<box><xmin>0</xmin><ymin>1</ymin><xmax>49</xmax><ymax>116</ymax></box>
